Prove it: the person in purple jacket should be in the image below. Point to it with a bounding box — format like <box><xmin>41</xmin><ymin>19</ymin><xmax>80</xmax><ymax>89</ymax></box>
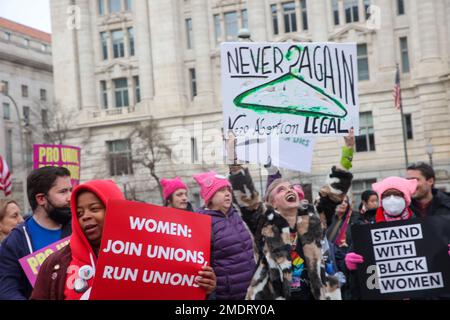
<box><xmin>193</xmin><ymin>171</ymin><xmax>256</xmax><ymax>300</ymax></box>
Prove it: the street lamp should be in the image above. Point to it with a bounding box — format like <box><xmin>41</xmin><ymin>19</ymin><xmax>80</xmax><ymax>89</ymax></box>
<box><xmin>426</xmin><ymin>141</ymin><xmax>434</xmax><ymax>168</ymax></box>
<box><xmin>0</xmin><ymin>82</ymin><xmax>29</xmax><ymax>213</ymax></box>
<box><xmin>119</xmin><ymin>173</ymin><xmax>129</xmax><ymax>199</ymax></box>
<box><xmin>238</xmin><ymin>28</ymin><xmax>253</xmax><ymax>41</ymax></box>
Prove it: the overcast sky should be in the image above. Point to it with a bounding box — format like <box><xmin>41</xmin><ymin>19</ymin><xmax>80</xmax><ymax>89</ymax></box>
<box><xmin>0</xmin><ymin>0</ymin><xmax>51</xmax><ymax>33</ymax></box>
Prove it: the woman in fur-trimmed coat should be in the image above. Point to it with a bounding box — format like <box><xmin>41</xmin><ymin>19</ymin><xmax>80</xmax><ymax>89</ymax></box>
<box><xmin>228</xmin><ymin>164</ymin><xmax>353</xmax><ymax>300</ymax></box>
<box><xmin>225</xmin><ymin>130</ymin><xmax>355</xmax><ymax>300</ymax></box>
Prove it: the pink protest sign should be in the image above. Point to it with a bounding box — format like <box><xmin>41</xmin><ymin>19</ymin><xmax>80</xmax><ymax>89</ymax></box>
<box><xmin>33</xmin><ymin>144</ymin><xmax>81</xmax><ymax>186</ymax></box>
<box><xmin>19</xmin><ymin>237</ymin><xmax>71</xmax><ymax>287</ymax></box>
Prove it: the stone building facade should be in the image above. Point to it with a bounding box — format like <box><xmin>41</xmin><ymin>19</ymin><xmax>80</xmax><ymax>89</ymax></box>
<box><xmin>0</xmin><ymin>17</ymin><xmax>54</xmax><ymax>210</ymax></box>
<box><xmin>49</xmin><ymin>0</ymin><xmax>450</xmax><ymax>207</ymax></box>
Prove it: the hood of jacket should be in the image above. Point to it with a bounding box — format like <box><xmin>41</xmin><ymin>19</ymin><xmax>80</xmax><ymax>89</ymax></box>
<box><xmin>69</xmin><ymin>180</ymin><xmax>125</xmax><ymax>267</ymax></box>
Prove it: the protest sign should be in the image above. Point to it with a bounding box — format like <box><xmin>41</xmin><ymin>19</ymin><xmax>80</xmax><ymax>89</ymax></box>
<box><xmin>90</xmin><ymin>200</ymin><xmax>211</xmax><ymax>300</ymax></box>
<box><xmin>19</xmin><ymin>237</ymin><xmax>70</xmax><ymax>287</ymax></box>
<box><xmin>33</xmin><ymin>144</ymin><xmax>81</xmax><ymax>186</ymax></box>
<box><xmin>235</xmin><ymin>136</ymin><xmax>315</xmax><ymax>173</ymax></box>
<box><xmin>351</xmin><ymin>216</ymin><xmax>450</xmax><ymax>299</ymax></box>
<box><xmin>222</xmin><ymin>42</ymin><xmax>359</xmax><ymax>138</ymax></box>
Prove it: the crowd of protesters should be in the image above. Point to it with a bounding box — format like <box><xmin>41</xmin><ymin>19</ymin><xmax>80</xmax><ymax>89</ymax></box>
<box><xmin>0</xmin><ymin>130</ymin><xmax>449</xmax><ymax>300</ymax></box>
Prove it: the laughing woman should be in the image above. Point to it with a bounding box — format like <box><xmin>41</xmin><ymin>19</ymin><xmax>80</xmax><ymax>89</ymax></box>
<box><xmin>227</xmin><ymin>132</ymin><xmax>355</xmax><ymax>300</ymax></box>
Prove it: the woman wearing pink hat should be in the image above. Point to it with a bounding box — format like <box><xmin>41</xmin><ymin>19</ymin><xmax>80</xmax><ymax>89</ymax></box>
<box><xmin>345</xmin><ymin>176</ymin><xmax>419</xmax><ymax>274</ymax></box>
<box><xmin>193</xmin><ymin>171</ymin><xmax>256</xmax><ymax>300</ymax></box>
<box><xmin>344</xmin><ymin>176</ymin><xmax>450</xmax><ymax>299</ymax></box>
<box><xmin>160</xmin><ymin>177</ymin><xmax>193</xmax><ymax>211</ymax></box>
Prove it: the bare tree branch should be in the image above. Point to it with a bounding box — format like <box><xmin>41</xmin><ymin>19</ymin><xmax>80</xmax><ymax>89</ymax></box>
<box><xmin>129</xmin><ymin>118</ymin><xmax>171</xmax><ymax>203</ymax></box>
<box><xmin>27</xmin><ymin>100</ymin><xmax>77</xmax><ymax>145</ymax></box>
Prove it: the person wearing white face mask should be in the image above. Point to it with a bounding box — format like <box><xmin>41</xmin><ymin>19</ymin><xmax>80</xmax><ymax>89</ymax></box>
<box><xmin>342</xmin><ymin>177</ymin><xmax>420</xmax><ymax>300</ymax></box>
<box><xmin>373</xmin><ymin>177</ymin><xmax>418</xmax><ymax>223</ymax></box>
<box><xmin>345</xmin><ymin>176</ymin><xmax>418</xmax><ymax>276</ymax></box>
<box><xmin>346</xmin><ymin>177</ymin><xmax>450</xmax><ymax>300</ymax></box>
<box><xmin>381</xmin><ymin>194</ymin><xmax>408</xmax><ymax>218</ymax></box>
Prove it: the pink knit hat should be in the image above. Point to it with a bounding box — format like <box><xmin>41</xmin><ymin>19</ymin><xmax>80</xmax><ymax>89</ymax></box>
<box><xmin>161</xmin><ymin>177</ymin><xmax>188</xmax><ymax>200</ymax></box>
<box><xmin>193</xmin><ymin>171</ymin><xmax>231</xmax><ymax>206</ymax></box>
<box><xmin>372</xmin><ymin>176</ymin><xmax>418</xmax><ymax>207</ymax></box>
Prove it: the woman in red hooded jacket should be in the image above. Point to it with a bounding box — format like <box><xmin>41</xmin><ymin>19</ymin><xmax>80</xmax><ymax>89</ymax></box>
<box><xmin>31</xmin><ymin>180</ymin><xmax>216</xmax><ymax>300</ymax></box>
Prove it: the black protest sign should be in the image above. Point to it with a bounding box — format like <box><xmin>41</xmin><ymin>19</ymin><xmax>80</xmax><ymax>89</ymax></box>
<box><xmin>351</xmin><ymin>215</ymin><xmax>450</xmax><ymax>300</ymax></box>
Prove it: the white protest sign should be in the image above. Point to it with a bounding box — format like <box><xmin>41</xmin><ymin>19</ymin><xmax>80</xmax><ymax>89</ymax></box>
<box><xmin>221</xmin><ymin>42</ymin><xmax>359</xmax><ymax>137</ymax></box>
<box><xmin>235</xmin><ymin>136</ymin><xmax>315</xmax><ymax>173</ymax></box>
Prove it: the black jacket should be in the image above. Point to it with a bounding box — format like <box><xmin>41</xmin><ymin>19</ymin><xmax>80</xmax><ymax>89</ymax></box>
<box><xmin>410</xmin><ymin>188</ymin><xmax>450</xmax><ymax>217</ymax></box>
<box><xmin>354</xmin><ymin>208</ymin><xmax>377</xmax><ymax>225</ymax></box>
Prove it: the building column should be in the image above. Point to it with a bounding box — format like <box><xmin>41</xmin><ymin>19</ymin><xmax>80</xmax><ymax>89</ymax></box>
<box><xmin>277</xmin><ymin>3</ymin><xmax>283</xmax><ymax>34</ymax></box>
<box><xmin>127</xmin><ymin>75</ymin><xmax>135</xmax><ymax>108</ymax></box>
<box><xmin>358</xmin><ymin>0</ymin><xmax>366</xmax><ymax>23</ymax></box>
<box><xmin>220</xmin><ymin>12</ymin><xmax>226</xmax><ymax>42</ymax></box>
<box><xmin>247</xmin><ymin>0</ymin><xmax>267</xmax><ymax>41</ymax></box>
<box><xmin>192</xmin><ymin>0</ymin><xmax>214</xmax><ymax>103</ymax></box>
<box><xmin>123</xmin><ymin>26</ymin><xmax>130</xmax><ymax>59</ymax></box>
<box><xmin>50</xmin><ymin>0</ymin><xmax>81</xmax><ymax>112</ymax></box>
<box><xmin>338</xmin><ymin>0</ymin><xmax>345</xmax><ymax>26</ymax></box>
<box><xmin>148</xmin><ymin>0</ymin><xmax>186</xmax><ymax>112</ymax></box>
<box><xmin>416</xmin><ymin>0</ymin><xmax>440</xmax><ymax>62</ymax></box>
<box><xmin>237</xmin><ymin>9</ymin><xmax>243</xmax><ymax>30</ymax></box>
<box><xmin>410</xmin><ymin>0</ymin><xmax>444</xmax><ymax>76</ymax></box>
<box><xmin>310</xmin><ymin>0</ymin><xmax>329</xmax><ymax>41</ymax></box>
<box><xmin>133</xmin><ymin>0</ymin><xmax>154</xmax><ymax>100</ymax></box>
<box><xmin>76</xmin><ymin>0</ymin><xmax>97</xmax><ymax>110</ymax></box>
<box><xmin>107</xmin><ymin>31</ymin><xmax>114</xmax><ymax>60</ymax></box>
<box><xmin>447</xmin><ymin>0</ymin><xmax>450</xmax><ymax>60</ymax></box>
<box><xmin>295</xmin><ymin>0</ymin><xmax>302</xmax><ymax>33</ymax></box>
<box><xmin>374</xmin><ymin>0</ymin><xmax>396</xmax><ymax>72</ymax></box>
<box><xmin>107</xmin><ymin>78</ymin><xmax>114</xmax><ymax>109</ymax></box>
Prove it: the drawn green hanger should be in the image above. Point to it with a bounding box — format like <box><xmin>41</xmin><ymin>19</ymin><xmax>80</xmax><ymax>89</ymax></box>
<box><xmin>233</xmin><ymin>73</ymin><xmax>347</xmax><ymax>119</ymax></box>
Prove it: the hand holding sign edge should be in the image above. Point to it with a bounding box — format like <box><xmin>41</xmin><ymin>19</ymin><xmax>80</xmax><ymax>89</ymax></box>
<box><xmin>196</xmin><ymin>264</ymin><xmax>216</xmax><ymax>296</ymax></box>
